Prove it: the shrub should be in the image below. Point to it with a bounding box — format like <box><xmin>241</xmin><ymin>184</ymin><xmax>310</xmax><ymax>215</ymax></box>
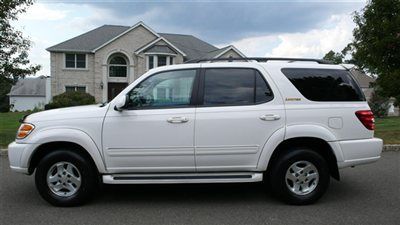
<box><xmin>368</xmin><ymin>91</ymin><xmax>390</xmax><ymax>118</ymax></box>
<box><xmin>45</xmin><ymin>92</ymin><xmax>95</xmax><ymax>110</ymax></box>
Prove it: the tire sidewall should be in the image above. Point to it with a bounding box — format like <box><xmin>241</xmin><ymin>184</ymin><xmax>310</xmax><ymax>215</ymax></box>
<box><xmin>35</xmin><ymin>150</ymin><xmax>97</xmax><ymax>207</ymax></box>
<box><xmin>271</xmin><ymin>148</ymin><xmax>330</xmax><ymax>205</ymax></box>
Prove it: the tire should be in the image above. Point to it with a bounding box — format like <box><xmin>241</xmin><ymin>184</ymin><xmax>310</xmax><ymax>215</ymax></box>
<box><xmin>35</xmin><ymin>150</ymin><xmax>98</xmax><ymax>206</ymax></box>
<box><xmin>269</xmin><ymin>148</ymin><xmax>330</xmax><ymax>205</ymax></box>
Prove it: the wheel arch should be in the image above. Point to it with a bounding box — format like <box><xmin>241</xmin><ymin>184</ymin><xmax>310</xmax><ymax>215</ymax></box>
<box><xmin>25</xmin><ymin>128</ymin><xmax>106</xmax><ymax>174</ymax></box>
<box><xmin>258</xmin><ymin>125</ymin><xmax>342</xmax><ymax>180</ymax></box>
<box><xmin>267</xmin><ymin>137</ymin><xmax>340</xmax><ymax>180</ymax></box>
<box><xmin>28</xmin><ymin>141</ymin><xmax>100</xmax><ymax>175</ymax></box>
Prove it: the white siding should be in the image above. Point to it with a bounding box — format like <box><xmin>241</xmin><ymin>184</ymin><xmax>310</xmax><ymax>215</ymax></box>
<box><xmin>9</xmin><ymin>96</ymin><xmax>46</xmax><ymax>112</ymax></box>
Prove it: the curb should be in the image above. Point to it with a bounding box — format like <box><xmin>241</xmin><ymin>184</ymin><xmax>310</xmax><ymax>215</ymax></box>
<box><xmin>0</xmin><ymin>149</ymin><xmax>7</xmax><ymax>156</ymax></box>
<box><xmin>382</xmin><ymin>145</ymin><xmax>400</xmax><ymax>152</ymax></box>
<box><xmin>1</xmin><ymin>145</ymin><xmax>399</xmax><ymax>157</ymax></box>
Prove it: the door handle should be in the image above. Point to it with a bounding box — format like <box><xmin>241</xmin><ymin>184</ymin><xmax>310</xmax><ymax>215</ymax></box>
<box><xmin>260</xmin><ymin>114</ymin><xmax>281</xmax><ymax>121</ymax></box>
<box><xmin>167</xmin><ymin>117</ymin><xmax>189</xmax><ymax>124</ymax></box>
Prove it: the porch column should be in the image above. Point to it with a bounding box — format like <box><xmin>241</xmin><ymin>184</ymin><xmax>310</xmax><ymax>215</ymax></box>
<box><xmin>129</xmin><ymin>64</ymin><xmax>135</xmax><ymax>83</ymax></box>
<box><xmin>102</xmin><ymin>65</ymin><xmax>108</xmax><ymax>102</ymax></box>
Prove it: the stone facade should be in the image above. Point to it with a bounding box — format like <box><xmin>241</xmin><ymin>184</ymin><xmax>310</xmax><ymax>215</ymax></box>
<box><xmin>49</xmin><ymin>23</ymin><xmax>244</xmax><ymax>103</ymax></box>
<box><xmin>50</xmin><ymin>26</ymin><xmax>187</xmax><ymax>103</ymax></box>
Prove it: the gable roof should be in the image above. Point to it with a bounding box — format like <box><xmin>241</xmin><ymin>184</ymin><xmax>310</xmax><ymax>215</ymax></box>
<box><xmin>92</xmin><ymin>21</ymin><xmax>160</xmax><ymax>52</ymax></box>
<box><xmin>46</xmin><ymin>23</ymin><xmax>228</xmax><ymax>60</ymax></box>
<box><xmin>8</xmin><ymin>77</ymin><xmax>46</xmax><ymax>97</ymax></box>
<box><xmin>135</xmin><ymin>36</ymin><xmax>187</xmax><ymax>56</ymax></box>
<box><xmin>46</xmin><ymin>25</ymin><xmax>130</xmax><ymax>53</ymax></box>
<box><xmin>212</xmin><ymin>45</ymin><xmax>247</xmax><ymax>58</ymax></box>
<box><xmin>144</xmin><ymin>45</ymin><xmax>177</xmax><ymax>54</ymax></box>
<box><xmin>350</xmin><ymin>69</ymin><xmax>376</xmax><ymax>88</ymax></box>
<box><xmin>158</xmin><ymin>33</ymin><xmax>218</xmax><ymax>60</ymax></box>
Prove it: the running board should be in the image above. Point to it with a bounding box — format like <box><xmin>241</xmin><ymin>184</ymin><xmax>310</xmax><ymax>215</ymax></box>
<box><xmin>103</xmin><ymin>172</ymin><xmax>263</xmax><ymax>184</ymax></box>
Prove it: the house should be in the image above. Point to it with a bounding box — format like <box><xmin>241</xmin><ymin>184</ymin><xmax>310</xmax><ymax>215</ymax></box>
<box><xmin>47</xmin><ymin>21</ymin><xmax>246</xmax><ymax>102</ymax></box>
<box><xmin>8</xmin><ymin>76</ymin><xmax>51</xmax><ymax>112</ymax></box>
<box><xmin>346</xmin><ymin>65</ymin><xmax>399</xmax><ymax>116</ymax></box>
<box><xmin>348</xmin><ymin>67</ymin><xmax>376</xmax><ymax>101</ymax></box>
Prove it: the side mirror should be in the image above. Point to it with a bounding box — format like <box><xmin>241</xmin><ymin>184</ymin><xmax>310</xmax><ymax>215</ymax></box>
<box><xmin>115</xmin><ymin>94</ymin><xmax>128</xmax><ymax>111</ymax></box>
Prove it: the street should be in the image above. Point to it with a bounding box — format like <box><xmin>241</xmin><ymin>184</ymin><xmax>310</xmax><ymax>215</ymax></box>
<box><xmin>1</xmin><ymin>151</ymin><xmax>399</xmax><ymax>225</ymax></box>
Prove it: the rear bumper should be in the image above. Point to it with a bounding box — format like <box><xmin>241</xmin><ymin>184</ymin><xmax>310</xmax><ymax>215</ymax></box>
<box><xmin>337</xmin><ymin>138</ymin><xmax>383</xmax><ymax>169</ymax></box>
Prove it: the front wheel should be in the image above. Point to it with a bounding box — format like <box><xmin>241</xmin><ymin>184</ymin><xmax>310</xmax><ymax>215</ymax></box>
<box><xmin>35</xmin><ymin>150</ymin><xmax>98</xmax><ymax>206</ymax></box>
<box><xmin>269</xmin><ymin>148</ymin><xmax>330</xmax><ymax>205</ymax></box>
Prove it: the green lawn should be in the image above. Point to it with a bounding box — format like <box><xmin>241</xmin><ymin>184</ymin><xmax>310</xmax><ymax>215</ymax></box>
<box><xmin>374</xmin><ymin>117</ymin><xmax>400</xmax><ymax>144</ymax></box>
<box><xmin>0</xmin><ymin>112</ymin><xmax>25</xmax><ymax>148</ymax></box>
<box><xmin>0</xmin><ymin>112</ymin><xmax>399</xmax><ymax>148</ymax></box>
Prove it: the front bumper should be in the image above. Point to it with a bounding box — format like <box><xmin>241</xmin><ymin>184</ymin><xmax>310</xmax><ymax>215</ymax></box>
<box><xmin>337</xmin><ymin>138</ymin><xmax>383</xmax><ymax>168</ymax></box>
<box><xmin>8</xmin><ymin>142</ymin><xmax>37</xmax><ymax>174</ymax></box>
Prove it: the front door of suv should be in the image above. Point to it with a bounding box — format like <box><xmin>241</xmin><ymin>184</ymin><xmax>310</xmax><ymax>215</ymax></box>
<box><xmin>194</xmin><ymin>67</ymin><xmax>285</xmax><ymax>171</ymax></box>
<box><xmin>103</xmin><ymin>69</ymin><xmax>198</xmax><ymax>173</ymax></box>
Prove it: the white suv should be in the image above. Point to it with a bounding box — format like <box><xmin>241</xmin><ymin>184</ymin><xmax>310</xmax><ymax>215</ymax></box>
<box><xmin>8</xmin><ymin>58</ymin><xmax>382</xmax><ymax>206</ymax></box>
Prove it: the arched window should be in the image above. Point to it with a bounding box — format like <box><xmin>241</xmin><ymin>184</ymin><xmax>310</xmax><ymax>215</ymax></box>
<box><xmin>108</xmin><ymin>54</ymin><xmax>128</xmax><ymax>77</ymax></box>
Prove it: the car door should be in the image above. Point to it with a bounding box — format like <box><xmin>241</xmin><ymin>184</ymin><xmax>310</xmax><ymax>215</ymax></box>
<box><xmin>103</xmin><ymin>69</ymin><xmax>199</xmax><ymax>173</ymax></box>
<box><xmin>194</xmin><ymin>66</ymin><xmax>285</xmax><ymax>172</ymax></box>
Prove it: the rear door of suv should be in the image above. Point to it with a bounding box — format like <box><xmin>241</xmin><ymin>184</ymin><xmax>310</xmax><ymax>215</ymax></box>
<box><xmin>194</xmin><ymin>65</ymin><xmax>285</xmax><ymax>171</ymax></box>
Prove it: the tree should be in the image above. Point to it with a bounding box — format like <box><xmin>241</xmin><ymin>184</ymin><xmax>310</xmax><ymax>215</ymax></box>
<box><xmin>0</xmin><ymin>0</ymin><xmax>41</xmax><ymax>111</ymax></box>
<box><xmin>323</xmin><ymin>50</ymin><xmax>344</xmax><ymax>64</ymax></box>
<box><xmin>351</xmin><ymin>0</ymin><xmax>400</xmax><ymax>106</ymax></box>
<box><xmin>368</xmin><ymin>90</ymin><xmax>390</xmax><ymax>118</ymax></box>
<box><xmin>322</xmin><ymin>44</ymin><xmax>355</xmax><ymax>64</ymax></box>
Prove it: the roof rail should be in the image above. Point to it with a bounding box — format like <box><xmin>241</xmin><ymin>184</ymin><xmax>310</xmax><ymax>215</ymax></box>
<box><xmin>185</xmin><ymin>57</ymin><xmax>333</xmax><ymax>64</ymax></box>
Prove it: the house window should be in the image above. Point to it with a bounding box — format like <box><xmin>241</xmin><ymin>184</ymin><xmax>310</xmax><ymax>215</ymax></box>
<box><xmin>65</xmin><ymin>53</ymin><xmax>86</xmax><ymax>69</ymax></box>
<box><xmin>147</xmin><ymin>55</ymin><xmax>175</xmax><ymax>71</ymax></box>
<box><xmin>148</xmin><ymin>56</ymin><xmax>154</xmax><ymax>70</ymax></box>
<box><xmin>108</xmin><ymin>55</ymin><xmax>128</xmax><ymax>77</ymax></box>
<box><xmin>65</xmin><ymin>86</ymin><xmax>86</xmax><ymax>93</ymax></box>
<box><xmin>158</xmin><ymin>56</ymin><xmax>167</xmax><ymax>67</ymax></box>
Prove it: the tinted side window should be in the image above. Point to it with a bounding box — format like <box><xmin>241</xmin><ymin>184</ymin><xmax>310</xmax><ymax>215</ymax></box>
<box><xmin>126</xmin><ymin>69</ymin><xmax>196</xmax><ymax>109</ymax></box>
<box><xmin>281</xmin><ymin>68</ymin><xmax>365</xmax><ymax>101</ymax></box>
<box><xmin>255</xmin><ymin>72</ymin><xmax>273</xmax><ymax>103</ymax></box>
<box><xmin>203</xmin><ymin>68</ymin><xmax>273</xmax><ymax>106</ymax></box>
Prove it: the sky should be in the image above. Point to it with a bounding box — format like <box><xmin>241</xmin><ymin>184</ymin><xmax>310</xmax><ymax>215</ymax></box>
<box><xmin>13</xmin><ymin>0</ymin><xmax>367</xmax><ymax>76</ymax></box>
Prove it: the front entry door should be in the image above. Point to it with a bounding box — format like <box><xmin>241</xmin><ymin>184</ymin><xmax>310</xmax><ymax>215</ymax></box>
<box><xmin>108</xmin><ymin>82</ymin><xmax>128</xmax><ymax>101</ymax></box>
<box><xmin>103</xmin><ymin>69</ymin><xmax>198</xmax><ymax>173</ymax></box>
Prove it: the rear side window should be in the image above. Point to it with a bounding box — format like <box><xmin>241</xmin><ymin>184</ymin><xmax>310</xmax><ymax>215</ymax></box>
<box><xmin>202</xmin><ymin>68</ymin><xmax>273</xmax><ymax>106</ymax></box>
<box><xmin>281</xmin><ymin>68</ymin><xmax>365</xmax><ymax>101</ymax></box>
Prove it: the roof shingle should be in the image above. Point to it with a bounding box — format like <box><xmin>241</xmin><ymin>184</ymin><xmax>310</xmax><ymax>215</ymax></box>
<box><xmin>46</xmin><ymin>25</ymin><xmax>130</xmax><ymax>52</ymax></box>
<box><xmin>46</xmin><ymin>25</ymin><xmax>223</xmax><ymax>60</ymax></box>
<box><xmin>8</xmin><ymin>77</ymin><xmax>46</xmax><ymax>97</ymax></box>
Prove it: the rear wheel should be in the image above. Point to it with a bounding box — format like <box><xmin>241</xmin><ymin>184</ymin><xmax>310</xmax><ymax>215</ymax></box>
<box><xmin>35</xmin><ymin>150</ymin><xmax>98</xmax><ymax>206</ymax></box>
<box><xmin>269</xmin><ymin>148</ymin><xmax>330</xmax><ymax>205</ymax></box>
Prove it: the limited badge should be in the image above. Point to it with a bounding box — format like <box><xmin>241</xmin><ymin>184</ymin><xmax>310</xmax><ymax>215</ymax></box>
<box><xmin>285</xmin><ymin>98</ymin><xmax>301</xmax><ymax>101</ymax></box>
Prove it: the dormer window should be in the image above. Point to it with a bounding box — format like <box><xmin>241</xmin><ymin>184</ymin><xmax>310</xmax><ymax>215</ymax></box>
<box><xmin>65</xmin><ymin>53</ymin><xmax>86</xmax><ymax>69</ymax></box>
<box><xmin>147</xmin><ymin>55</ymin><xmax>174</xmax><ymax>70</ymax></box>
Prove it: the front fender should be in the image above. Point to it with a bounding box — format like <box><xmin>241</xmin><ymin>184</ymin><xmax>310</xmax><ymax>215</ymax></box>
<box><xmin>21</xmin><ymin>128</ymin><xmax>107</xmax><ymax>173</ymax></box>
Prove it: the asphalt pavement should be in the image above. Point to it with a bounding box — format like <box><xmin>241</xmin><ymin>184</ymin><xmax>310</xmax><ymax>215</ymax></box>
<box><xmin>1</xmin><ymin>152</ymin><xmax>399</xmax><ymax>225</ymax></box>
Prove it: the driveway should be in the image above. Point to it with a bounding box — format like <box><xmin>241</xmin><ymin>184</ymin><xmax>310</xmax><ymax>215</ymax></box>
<box><xmin>1</xmin><ymin>152</ymin><xmax>399</xmax><ymax>225</ymax></box>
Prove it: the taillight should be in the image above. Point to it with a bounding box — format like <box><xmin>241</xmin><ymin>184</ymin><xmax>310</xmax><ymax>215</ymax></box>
<box><xmin>355</xmin><ymin>110</ymin><xmax>375</xmax><ymax>130</ymax></box>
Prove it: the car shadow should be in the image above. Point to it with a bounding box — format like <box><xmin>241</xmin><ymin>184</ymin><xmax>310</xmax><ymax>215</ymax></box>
<box><xmin>91</xmin><ymin>178</ymin><xmax>357</xmax><ymax>206</ymax></box>
<box><xmin>93</xmin><ymin>182</ymin><xmax>280</xmax><ymax>205</ymax></box>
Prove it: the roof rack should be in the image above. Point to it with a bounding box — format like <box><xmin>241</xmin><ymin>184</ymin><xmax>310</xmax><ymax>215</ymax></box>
<box><xmin>185</xmin><ymin>57</ymin><xmax>333</xmax><ymax>64</ymax></box>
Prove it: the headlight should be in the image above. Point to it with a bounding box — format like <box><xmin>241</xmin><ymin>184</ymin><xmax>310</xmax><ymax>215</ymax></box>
<box><xmin>16</xmin><ymin>123</ymin><xmax>35</xmax><ymax>139</ymax></box>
